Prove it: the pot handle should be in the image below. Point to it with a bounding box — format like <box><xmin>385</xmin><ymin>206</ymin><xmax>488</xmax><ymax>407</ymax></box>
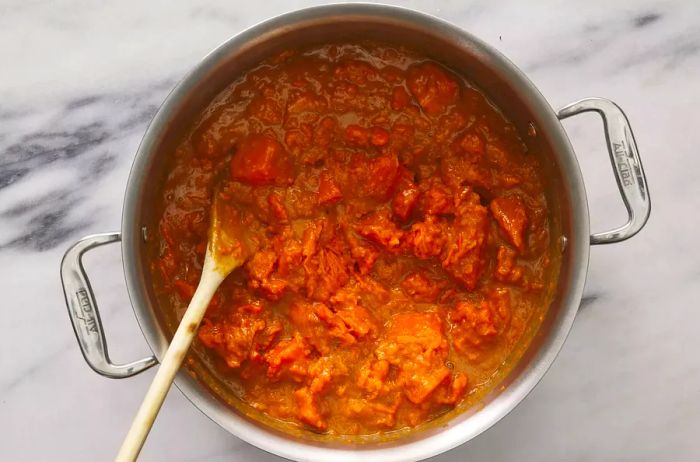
<box><xmin>558</xmin><ymin>97</ymin><xmax>651</xmax><ymax>245</ymax></box>
<box><xmin>60</xmin><ymin>232</ymin><xmax>158</xmax><ymax>378</ymax></box>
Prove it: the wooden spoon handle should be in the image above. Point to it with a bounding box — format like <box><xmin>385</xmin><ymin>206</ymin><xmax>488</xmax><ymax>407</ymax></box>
<box><xmin>115</xmin><ymin>261</ymin><xmax>225</xmax><ymax>462</ymax></box>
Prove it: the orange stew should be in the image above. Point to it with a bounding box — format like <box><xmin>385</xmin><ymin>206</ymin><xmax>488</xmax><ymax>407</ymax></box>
<box><xmin>154</xmin><ymin>43</ymin><xmax>556</xmax><ymax>435</ymax></box>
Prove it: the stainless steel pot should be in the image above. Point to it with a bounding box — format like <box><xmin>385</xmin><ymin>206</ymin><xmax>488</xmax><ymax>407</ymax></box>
<box><xmin>60</xmin><ymin>4</ymin><xmax>650</xmax><ymax>461</ymax></box>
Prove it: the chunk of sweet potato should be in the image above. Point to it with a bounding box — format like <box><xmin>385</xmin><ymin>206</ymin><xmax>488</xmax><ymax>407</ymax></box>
<box><xmin>231</xmin><ymin>134</ymin><xmax>292</xmax><ymax>186</ymax></box>
<box><xmin>407</xmin><ymin>62</ymin><xmax>459</xmax><ymax>115</ymax></box>
<box><xmin>318</xmin><ymin>170</ymin><xmax>343</xmax><ymax>205</ymax></box>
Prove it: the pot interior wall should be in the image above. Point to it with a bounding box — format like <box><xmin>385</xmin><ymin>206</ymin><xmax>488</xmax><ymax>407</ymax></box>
<box><xmin>122</xmin><ymin>6</ymin><xmax>585</xmax><ymax>450</ymax></box>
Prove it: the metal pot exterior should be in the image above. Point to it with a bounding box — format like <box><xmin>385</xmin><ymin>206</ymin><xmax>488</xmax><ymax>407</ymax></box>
<box><xmin>60</xmin><ymin>4</ymin><xmax>649</xmax><ymax>462</ymax></box>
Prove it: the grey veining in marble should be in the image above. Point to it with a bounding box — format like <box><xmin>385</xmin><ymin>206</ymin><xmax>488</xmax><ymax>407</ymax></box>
<box><xmin>1</xmin><ymin>1</ymin><xmax>698</xmax><ymax>461</ymax></box>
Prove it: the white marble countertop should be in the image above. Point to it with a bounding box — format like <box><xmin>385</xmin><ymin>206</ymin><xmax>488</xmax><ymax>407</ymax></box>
<box><xmin>1</xmin><ymin>1</ymin><xmax>698</xmax><ymax>461</ymax></box>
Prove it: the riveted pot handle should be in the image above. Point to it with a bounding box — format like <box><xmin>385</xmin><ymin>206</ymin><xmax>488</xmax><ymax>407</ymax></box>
<box><xmin>558</xmin><ymin>97</ymin><xmax>651</xmax><ymax>244</ymax></box>
<box><xmin>61</xmin><ymin>232</ymin><xmax>158</xmax><ymax>378</ymax></box>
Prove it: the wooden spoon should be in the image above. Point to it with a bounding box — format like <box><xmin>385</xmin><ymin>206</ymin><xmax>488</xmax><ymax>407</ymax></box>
<box><xmin>115</xmin><ymin>191</ymin><xmax>251</xmax><ymax>462</ymax></box>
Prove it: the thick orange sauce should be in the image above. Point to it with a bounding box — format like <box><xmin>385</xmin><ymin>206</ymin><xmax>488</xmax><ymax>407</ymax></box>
<box><xmin>153</xmin><ymin>42</ymin><xmax>556</xmax><ymax>436</ymax></box>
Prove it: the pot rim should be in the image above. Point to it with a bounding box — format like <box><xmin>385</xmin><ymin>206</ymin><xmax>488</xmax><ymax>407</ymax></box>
<box><xmin>121</xmin><ymin>3</ymin><xmax>590</xmax><ymax>461</ymax></box>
